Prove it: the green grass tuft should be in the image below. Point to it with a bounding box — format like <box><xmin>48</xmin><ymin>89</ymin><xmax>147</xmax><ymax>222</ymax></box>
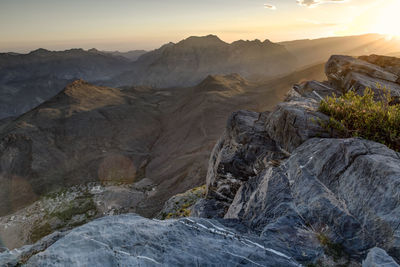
<box><xmin>319</xmin><ymin>87</ymin><xmax>400</xmax><ymax>151</ymax></box>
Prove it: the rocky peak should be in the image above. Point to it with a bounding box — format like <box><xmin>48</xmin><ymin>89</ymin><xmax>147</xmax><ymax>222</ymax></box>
<box><xmin>178</xmin><ymin>34</ymin><xmax>227</xmax><ymax>47</ymax></box>
<box><xmin>29</xmin><ymin>48</ymin><xmax>50</xmax><ymax>56</ymax></box>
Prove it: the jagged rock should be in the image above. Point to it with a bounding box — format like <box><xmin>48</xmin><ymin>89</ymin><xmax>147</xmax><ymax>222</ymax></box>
<box><xmin>3</xmin><ymin>214</ymin><xmax>300</xmax><ymax>266</ymax></box>
<box><xmin>287</xmin><ymin>138</ymin><xmax>400</xmax><ymax>259</ymax></box>
<box><xmin>291</xmin><ymin>80</ymin><xmax>341</xmax><ymax>101</ymax></box>
<box><xmin>265</xmin><ymin>96</ymin><xmax>333</xmax><ymax>152</ymax></box>
<box><xmin>363</xmin><ymin>247</ymin><xmax>400</xmax><ymax>267</ymax></box>
<box><xmin>325</xmin><ymin>55</ymin><xmax>400</xmax><ymax>97</ymax></box>
<box><xmin>326</xmin><ymin>55</ymin><xmax>399</xmax><ymax>85</ymax></box>
<box><xmin>265</xmin><ymin>79</ymin><xmax>341</xmax><ymax>153</ymax></box>
<box><xmin>359</xmin><ymin>54</ymin><xmax>400</xmax><ymax>78</ymax></box>
<box><xmin>225</xmin><ymin>137</ymin><xmax>400</xmax><ymax>263</ymax></box>
<box><xmin>205</xmin><ymin>110</ymin><xmax>287</xmax><ymax>213</ymax></box>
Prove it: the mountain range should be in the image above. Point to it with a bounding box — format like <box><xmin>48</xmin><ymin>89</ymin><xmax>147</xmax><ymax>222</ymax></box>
<box><xmin>1</xmin><ymin>34</ymin><xmax>400</xmax><ymax>120</ymax></box>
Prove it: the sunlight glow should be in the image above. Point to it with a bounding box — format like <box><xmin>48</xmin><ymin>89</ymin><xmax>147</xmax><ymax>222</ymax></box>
<box><xmin>372</xmin><ymin>0</ymin><xmax>400</xmax><ymax>37</ymax></box>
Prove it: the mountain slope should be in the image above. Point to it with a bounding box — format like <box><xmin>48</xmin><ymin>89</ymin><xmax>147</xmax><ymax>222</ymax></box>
<box><xmin>0</xmin><ymin>49</ymin><xmax>131</xmax><ymax>119</ymax></box>
<box><xmin>112</xmin><ymin>35</ymin><xmax>297</xmax><ymax>88</ymax></box>
<box><xmin>0</xmin><ymin>62</ymin><xmax>326</xmax><ymax>223</ymax></box>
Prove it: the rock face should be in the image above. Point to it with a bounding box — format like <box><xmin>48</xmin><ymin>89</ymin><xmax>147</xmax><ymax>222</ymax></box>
<box><xmin>1</xmin><ymin>214</ymin><xmax>300</xmax><ymax>266</ymax></box>
<box><xmin>326</xmin><ymin>55</ymin><xmax>400</xmax><ymax>98</ymax></box>
<box><xmin>198</xmin><ymin>54</ymin><xmax>400</xmax><ymax>265</ymax></box>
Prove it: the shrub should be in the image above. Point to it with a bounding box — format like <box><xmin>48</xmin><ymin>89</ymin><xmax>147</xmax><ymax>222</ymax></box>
<box><xmin>319</xmin><ymin>87</ymin><xmax>400</xmax><ymax>151</ymax></box>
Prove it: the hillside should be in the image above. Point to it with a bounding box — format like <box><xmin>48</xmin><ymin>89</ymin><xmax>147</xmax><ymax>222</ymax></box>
<box><xmin>0</xmin><ymin>63</ymin><xmax>326</xmax><ymax>249</ymax></box>
<box><xmin>111</xmin><ymin>35</ymin><xmax>297</xmax><ymax>88</ymax></box>
<box><xmin>0</xmin><ymin>49</ymin><xmax>131</xmax><ymax>119</ymax></box>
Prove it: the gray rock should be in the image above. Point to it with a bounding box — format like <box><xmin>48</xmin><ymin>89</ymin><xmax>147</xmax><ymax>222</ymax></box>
<box><xmin>206</xmin><ymin>110</ymin><xmax>287</xmax><ymax>213</ymax></box>
<box><xmin>265</xmin><ymin>96</ymin><xmax>333</xmax><ymax>152</ymax></box>
<box><xmin>222</xmin><ymin>137</ymin><xmax>400</xmax><ymax>263</ymax></box>
<box><xmin>326</xmin><ymin>55</ymin><xmax>399</xmax><ymax>85</ymax></box>
<box><xmin>19</xmin><ymin>214</ymin><xmax>301</xmax><ymax>266</ymax></box>
<box><xmin>286</xmin><ymin>138</ymin><xmax>400</xmax><ymax>259</ymax></box>
<box><xmin>325</xmin><ymin>55</ymin><xmax>400</xmax><ymax>97</ymax></box>
<box><xmin>359</xmin><ymin>54</ymin><xmax>400</xmax><ymax>78</ymax></box>
<box><xmin>0</xmin><ymin>231</ymin><xmax>67</xmax><ymax>266</ymax></box>
<box><xmin>363</xmin><ymin>247</ymin><xmax>399</xmax><ymax>267</ymax></box>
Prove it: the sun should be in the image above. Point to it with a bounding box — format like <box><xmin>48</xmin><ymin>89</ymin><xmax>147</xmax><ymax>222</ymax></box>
<box><xmin>371</xmin><ymin>0</ymin><xmax>400</xmax><ymax>38</ymax></box>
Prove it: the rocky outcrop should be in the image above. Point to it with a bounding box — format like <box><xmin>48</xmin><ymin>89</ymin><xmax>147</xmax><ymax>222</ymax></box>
<box><xmin>0</xmin><ymin>214</ymin><xmax>300</xmax><ymax>266</ymax></box>
<box><xmin>205</xmin><ymin>110</ymin><xmax>288</xmax><ymax>211</ymax></box>
<box><xmin>326</xmin><ymin>55</ymin><xmax>400</xmax><ymax>98</ymax></box>
<box><xmin>199</xmin><ymin>54</ymin><xmax>400</xmax><ymax>265</ymax></box>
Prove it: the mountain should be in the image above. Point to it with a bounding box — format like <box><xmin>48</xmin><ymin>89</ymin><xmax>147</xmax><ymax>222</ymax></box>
<box><xmin>0</xmin><ymin>48</ymin><xmax>131</xmax><ymax>119</ymax></box>
<box><xmin>103</xmin><ymin>50</ymin><xmax>147</xmax><ymax>61</ymax></box>
<box><xmin>2</xmin><ymin>54</ymin><xmax>400</xmax><ymax>266</ymax></box>
<box><xmin>2</xmin><ymin>34</ymin><xmax>400</xmax><ymax>121</ymax></box>
<box><xmin>111</xmin><ymin>35</ymin><xmax>298</xmax><ymax>88</ymax></box>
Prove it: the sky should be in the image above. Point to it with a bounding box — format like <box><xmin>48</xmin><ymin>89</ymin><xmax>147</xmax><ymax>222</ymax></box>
<box><xmin>0</xmin><ymin>0</ymin><xmax>400</xmax><ymax>52</ymax></box>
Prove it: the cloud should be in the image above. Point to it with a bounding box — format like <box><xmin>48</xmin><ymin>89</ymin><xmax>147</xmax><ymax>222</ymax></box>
<box><xmin>296</xmin><ymin>0</ymin><xmax>347</xmax><ymax>7</ymax></box>
<box><xmin>264</xmin><ymin>3</ymin><xmax>277</xmax><ymax>10</ymax></box>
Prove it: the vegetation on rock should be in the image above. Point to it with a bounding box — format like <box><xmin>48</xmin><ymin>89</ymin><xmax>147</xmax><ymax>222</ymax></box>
<box><xmin>319</xmin><ymin>86</ymin><xmax>400</xmax><ymax>151</ymax></box>
<box><xmin>159</xmin><ymin>185</ymin><xmax>206</xmax><ymax>220</ymax></box>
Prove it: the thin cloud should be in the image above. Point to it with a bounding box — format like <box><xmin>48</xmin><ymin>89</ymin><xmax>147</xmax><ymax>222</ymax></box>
<box><xmin>264</xmin><ymin>3</ymin><xmax>277</xmax><ymax>10</ymax></box>
<box><xmin>297</xmin><ymin>0</ymin><xmax>347</xmax><ymax>7</ymax></box>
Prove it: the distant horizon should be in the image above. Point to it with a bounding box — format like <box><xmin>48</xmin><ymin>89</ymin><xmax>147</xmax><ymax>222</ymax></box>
<box><xmin>0</xmin><ymin>32</ymin><xmax>390</xmax><ymax>54</ymax></box>
<box><xmin>2</xmin><ymin>0</ymin><xmax>400</xmax><ymax>53</ymax></box>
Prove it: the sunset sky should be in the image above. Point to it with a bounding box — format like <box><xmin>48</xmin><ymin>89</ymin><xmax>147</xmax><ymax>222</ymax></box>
<box><xmin>1</xmin><ymin>0</ymin><xmax>399</xmax><ymax>52</ymax></box>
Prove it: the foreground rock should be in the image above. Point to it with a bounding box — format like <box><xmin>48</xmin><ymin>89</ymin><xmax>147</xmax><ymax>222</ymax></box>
<box><xmin>197</xmin><ymin>54</ymin><xmax>400</xmax><ymax>265</ymax></box>
<box><xmin>0</xmin><ymin>214</ymin><xmax>300</xmax><ymax>266</ymax></box>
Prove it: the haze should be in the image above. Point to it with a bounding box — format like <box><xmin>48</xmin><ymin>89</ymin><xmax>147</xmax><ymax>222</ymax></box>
<box><xmin>1</xmin><ymin>0</ymin><xmax>399</xmax><ymax>53</ymax></box>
